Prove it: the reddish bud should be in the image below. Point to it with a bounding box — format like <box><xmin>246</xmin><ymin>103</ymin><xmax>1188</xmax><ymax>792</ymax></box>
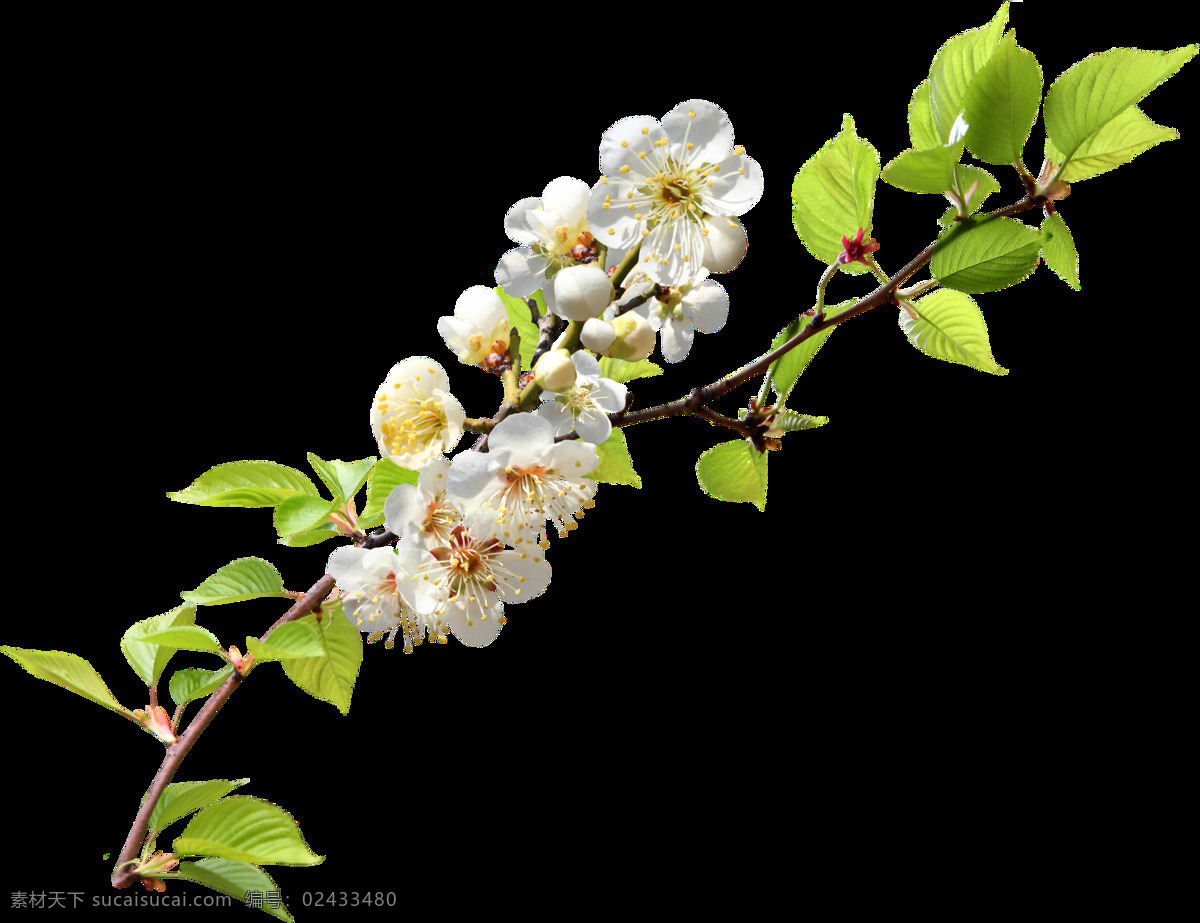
<box><xmin>837</xmin><ymin>227</ymin><xmax>880</xmax><ymax>266</ymax></box>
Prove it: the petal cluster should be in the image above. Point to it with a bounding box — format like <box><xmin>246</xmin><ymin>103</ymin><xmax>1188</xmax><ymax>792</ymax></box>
<box><xmin>437</xmin><ymin>286</ymin><xmax>511</xmax><ymax>368</ymax></box>
<box><xmin>538</xmin><ymin>353</ymin><xmax>628</xmax><ymax>444</ymax></box>
<box><xmin>371</xmin><ymin>358</ymin><xmax>465</xmax><ymax>470</ymax></box>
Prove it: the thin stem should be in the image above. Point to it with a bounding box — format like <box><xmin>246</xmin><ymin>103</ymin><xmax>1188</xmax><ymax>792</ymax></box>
<box><xmin>110</xmin><ymin>574</ymin><xmax>336</xmax><ymax>889</ymax></box>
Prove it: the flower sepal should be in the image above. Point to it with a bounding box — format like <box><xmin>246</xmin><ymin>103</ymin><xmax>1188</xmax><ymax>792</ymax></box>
<box><xmin>131</xmin><ymin>704</ymin><xmax>176</xmax><ymax>745</ymax></box>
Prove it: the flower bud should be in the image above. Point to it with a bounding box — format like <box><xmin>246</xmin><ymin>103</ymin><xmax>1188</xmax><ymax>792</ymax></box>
<box><xmin>580</xmin><ymin>317</ymin><xmax>616</xmax><ymax>353</ymax></box>
<box><xmin>702</xmin><ymin>216</ymin><xmax>748</xmax><ymax>273</ymax></box>
<box><xmin>551</xmin><ymin>265</ymin><xmax>614</xmax><ymax>321</ymax></box>
<box><xmin>533</xmin><ymin>350</ymin><xmax>577</xmax><ymax>392</ymax></box>
<box><xmin>607</xmin><ymin>313</ymin><xmax>655</xmax><ymax>362</ymax></box>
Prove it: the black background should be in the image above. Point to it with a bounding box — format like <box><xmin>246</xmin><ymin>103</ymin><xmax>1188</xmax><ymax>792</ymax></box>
<box><xmin>4</xmin><ymin>4</ymin><xmax>1190</xmax><ymax>917</ymax></box>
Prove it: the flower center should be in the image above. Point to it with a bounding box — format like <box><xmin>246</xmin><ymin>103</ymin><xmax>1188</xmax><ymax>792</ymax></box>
<box><xmin>380</xmin><ymin>398</ymin><xmax>446</xmax><ymax>454</ymax></box>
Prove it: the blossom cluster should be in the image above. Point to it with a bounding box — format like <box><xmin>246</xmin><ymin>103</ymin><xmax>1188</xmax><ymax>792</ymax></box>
<box><xmin>328</xmin><ymin>99</ymin><xmax>761</xmax><ymax>648</ymax></box>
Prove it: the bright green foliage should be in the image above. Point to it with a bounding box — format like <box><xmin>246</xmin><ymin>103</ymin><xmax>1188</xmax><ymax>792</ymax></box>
<box><xmin>496</xmin><ymin>286</ymin><xmax>547</xmax><ymax>372</ymax></box>
<box><xmin>962</xmin><ymin>30</ymin><xmax>1043</xmax><ymax>165</ymax></box>
<box><xmin>901</xmin><ymin>289</ymin><xmax>1007</xmax><ymax>375</ymax></box>
<box><xmin>938</xmin><ymin>165</ymin><xmax>1001</xmax><ymax>228</ymax></box>
<box><xmin>791</xmin><ymin>113</ymin><xmax>880</xmax><ymax>275</ymax></box>
<box><xmin>2</xmin><ymin>646</ymin><xmax>129</xmax><ymax>716</ymax></box>
<box><xmin>359</xmin><ymin>458</ymin><xmax>419</xmax><ymax>530</ymax></box>
<box><xmin>172</xmin><ymin>796</ymin><xmax>324</xmax><ymax>867</ymax></box>
<box><xmin>169</xmin><ymin>859</ymin><xmax>293</xmax><ymax>922</ymax></box>
<box><xmin>769</xmin><ymin>301</ymin><xmax>848</xmax><ymax>405</ymax></box>
<box><xmin>245</xmin><ymin>621</ymin><xmax>326</xmax><ymax>664</ymax></box>
<box><xmin>592</xmin><ymin>429</ymin><xmax>641</xmax><ymax>488</ymax></box>
<box><xmin>882</xmin><ymin>140</ymin><xmax>966</xmax><ymax>194</ymax></box>
<box><xmin>181</xmin><ymin>558</ymin><xmax>286</xmax><ymax>606</ymax></box>
<box><xmin>146</xmin><ymin>779</ymin><xmax>250</xmax><ymax>835</ymax></box>
<box><xmin>1044</xmin><ymin>44</ymin><xmax>1196</xmax><ymax>170</ymax></box>
<box><xmin>908</xmin><ymin>78</ymin><xmax>940</xmax><ymax>150</ymax></box>
<box><xmin>772</xmin><ymin>410</ymin><xmax>828</xmax><ymax>432</ymax></box>
<box><xmin>167</xmin><ymin>461</ymin><xmax>319</xmax><ymax>508</ymax></box>
<box><xmin>129</xmin><ymin>625</ymin><xmax>224</xmax><ymax>656</ymax></box>
<box><xmin>277</xmin><ymin>522</ymin><xmax>343</xmax><ymax>547</ymax></box>
<box><xmin>273</xmin><ymin>495</ymin><xmax>336</xmax><ymax>538</ymax></box>
<box><xmin>931</xmin><ymin>215</ymin><xmax>1047</xmax><ymax>293</ymax></box>
<box><xmin>168</xmin><ymin>665</ymin><xmax>233</xmax><ymax>708</ymax></box>
<box><xmin>696</xmin><ymin>440</ymin><xmax>768</xmax><ymax>511</ymax></box>
<box><xmin>1045</xmin><ymin>105</ymin><xmax>1180</xmax><ymax>183</ymax></box>
<box><xmin>280</xmin><ymin>605</ymin><xmax>361</xmax><ymax>715</ymax></box>
<box><xmin>305</xmin><ymin>453</ymin><xmax>374</xmax><ymax>505</ymax></box>
<box><xmin>1041</xmin><ymin>212</ymin><xmax>1080</xmax><ymax>291</ymax></box>
<box><xmin>598</xmin><ymin>356</ymin><xmax>663</xmax><ymax>383</ymax></box>
<box><xmin>925</xmin><ymin>3</ymin><xmax>1009</xmax><ymax>143</ymax></box>
<box><xmin>121</xmin><ymin>603</ymin><xmax>198</xmax><ymax>686</ymax></box>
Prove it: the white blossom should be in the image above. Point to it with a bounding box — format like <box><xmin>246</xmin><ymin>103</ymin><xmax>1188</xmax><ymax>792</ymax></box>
<box><xmin>383</xmin><ymin>455</ymin><xmax>462</xmax><ymax>550</ymax></box>
<box><xmin>437</xmin><ymin>286</ymin><xmax>511</xmax><ymax>368</ymax></box>
<box><xmin>371</xmin><ymin>357</ymin><xmax>465</xmax><ymax>470</ymax></box>
<box><xmin>587</xmin><ymin>99</ymin><xmax>763</xmax><ymax>287</ymax></box>
<box><xmin>327</xmin><ymin>544</ymin><xmax>449</xmax><ymax>652</ymax></box>
<box><xmin>538</xmin><ymin>352</ymin><xmax>627</xmax><ymax>445</ymax></box>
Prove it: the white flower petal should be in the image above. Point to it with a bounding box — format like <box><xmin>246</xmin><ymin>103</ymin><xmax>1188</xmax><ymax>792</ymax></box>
<box><xmin>660</xmin><ymin>316</ymin><xmax>695</xmax><ymax>363</ymax></box>
<box><xmin>541</xmin><ymin>176</ymin><xmax>591</xmax><ymax>223</ymax></box>
<box><xmin>548</xmin><ymin>438</ymin><xmax>599</xmax><ymax>477</ymax></box>
<box><xmin>599</xmin><ymin>114</ymin><xmax>662</xmax><ymax>178</ymax></box>
<box><xmin>581</xmin><ymin>317</ymin><xmax>616</xmax><ymax>352</ymax></box>
<box><xmin>644</xmin><ymin>219</ymin><xmax>705</xmax><ymax>286</ymax></box>
<box><xmin>703</xmin><ymin>154</ymin><xmax>764</xmax><ymax>217</ymax></box>
<box><xmin>574</xmin><ymin>408</ymin><xmax>612</xmax><ymax>445</ymax></box>
<box><xmin>486</xmin><ymin>412</ymin><xmax>555</xmax><ymax>460</ymax></box>
<box><xmin>495</xmin><ymin>247</ymin><xmax>546</xmax><ymax>298</ymax></box>
<box><xmin>702</xmin><ymin>215</ymin><xmax>748</xmax><ymax>274</ymax></box>
<box><xmin>593</xmin><ymin>377</ymin><xmax>628</xmax><ymax>413</ymax></box>
<box><xmin>446</xmin><ymin>451</ymin><xmax>494</xmax><ymax>504</ymax></box>
<box><xmin>588</xmin><ymin>181</ymin><xmax>643</xmax><ymax>250</ymax></box>
<box><xmin>662</xmin><ymin>99</ymin><xmax>735</xmax><ymax>168</ymax></box>
<box><xmin>494</xmin><ymin>550</ymin><xmax>552</xmax><ymax>602</ymax></box>
<box><xmin>504</xmin><ymin>196</ymin><xmax>542</xmax><ymax>245</ymax></box>
<box><xmin>537</xmin><ymin>400</ymin><xmax>575</xmax><ymax>438</ymax></box>
<box><xmin>570</xmin><ymin>351</ymin><xmax>602</xmax><ymax>381</ymax></box>
<box><xmin>682</xmin><ymin>280</ymin><xmax>729</xmax><ymax>334</ymax></box>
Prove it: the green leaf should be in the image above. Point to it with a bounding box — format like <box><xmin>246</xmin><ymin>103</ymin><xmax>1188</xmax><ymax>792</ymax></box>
<box><xmin>172</xmin><ymin>795</ymin><xmax>324</xmax><ymax>867</ymax></box>
<box><xmin>305</xmin><ymin>453</ymin><xmax>375</xmax><ymax>506</ymax></box>
<box><xmin>169</xmin><ymin>859</ymin><xmax>293</xmax><ymax>922</ymax></box>
<box><xmin>181</xmin><ymin>558</ymin><xmax>286</xmax><ymax>606</ymax></box>
<box><xmin>130</xmin><ymin>625</ymin><xmax>224</xmax><ymax>656</ymax></box>
<box><xmin>882</xmin><ymin>140</ymin><xmax>966</xmax><ymax>195</ymax></box>
<box><xmin>280</xmin><ymin>606</ymin><xmax>362</xmax><ymax>715</ymax></box>
<box><xmin>908</xmin><ymin>78</ymin><xmax>941</xmax><ymax>150</ymax></box>
<box><xmin>592</xmin><ymin>429</ymin><xmax>641</xmax><ymax>488</ymax></box>
<box><xmin>245</xmin><ymin>621</ymin><xmax>327</xmax><ymax>664</ymax></box>
<box><xmin>597</xmin><ymin>356</ymin><xmax>663</xmax><ymax>383</ymax></box>
<box><xmin>359</xmin><ymin>458</ymin><xmax>419</xmax><ymax>530</ymax></box>
<box><xmin>120</xmin><ymin>603</ymin><xmax>197</xmax><ymax>687</ymax></box>
<box><xmin>146</xmin><ymin>779</ymin><xmax>250</xmax><ymax>835</ymax></box>
<box><xmin>1045</xmin><ymin>104</ymin><xmax>1180</xmax><ymax>183</ymax></box>
<box><xmin>930</xmin><ymin>215</ymin><xmax>1046</xmax><ymax>293</ymax></box>
<box><xmin>277</xmin><ymin>522</ymin><xmax>342</xmax><ymax>547</ymax></box>
<box><xmin>2</xmin><ymin>646</ymin><xmax>129</xmax><ymax>716</ymax></box>
<box><xmin>772</xmin><ymin>410</ymin><xmax>829</xmax><ymax>432</ymax></box>
<box><xmin>768</xmin><ymin>302</ymin><xmax>847</xmax><ymax>405</ymax></box>
<box><xmin>496</xmin><ymin>285</ymin><xmax>542</xmax><ymax>372</ymax></box>
<box><xmin>1044</xmin><ymin>44</ymin><xmax>1196</xmax><ymax>167</ymax></box>
<box><xmin>272</xmin><ymin>494</ymin><xmax>336</xmax><ymax>538</ymax></box>
<box><xmin>168</xmin><ymin>665</ymin><xmax>234</xmax><ymax>709</ymax></box>
<box><xmin>791</xmin><ymin>113</ymin><xmax>881</xmax><ymax>275</ymax></box>
<box><xmin>1041</xmin><ymin>212</ymin><xmax>1080</xmax><ymax>291</ymax></box>
<box><xmin>901</xmin><ymin>289</ymin><xmax>1007</xmax><ymax>375</ymax></box>
<box><xmin>696</xmin><ymin>440</ymin><xmax>768</xmax><ymax>512</ymax></box>
<box><xmin>938</xmin><ymin>165</ymin><xmax>1001</xmax><ymax>229</ymax></box>
<box><xmin>167</xmin><ymin>461</ymin><xmax>319</xmax><ymax>508</ymax></box>
<box><xmin>961</xmin><ymin>30</ymin><xmax>1043</xmax><ymax>165</ymax></box>
<box><xmin>926</xmin><ymin>3</ymin><xmax>1009</xmax><ymax>143</ymax></box>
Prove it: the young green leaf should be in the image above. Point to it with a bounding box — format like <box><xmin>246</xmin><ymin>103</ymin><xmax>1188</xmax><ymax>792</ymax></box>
<box><xmin>168</xmin><ymin>665</ymin><xmax>233</xmax><ymax>709</ymax></box>
<box><xmin>592</xmin><ymin>429</ymin><xmax>641</xmax><ymax>488</ymax></box>
<box><xmin>791</xmin><ymin>113</ymin><xmax>881</xmax><ymax>275</ymax></box>
<box><xmin>166</xmin><ymin>461</ymin><xmax>319</xmax><ymax>508</ymax></box>
<box><xmin>359</xmin><ymin>458</ymin><xmax>419</xmax><ymax>530</ymax></box>
<box><xmin>772</xmin><ymin>410</ymin><xmax>829</xmax><ymax>432</ymax></box>
<box><xmin>938</xmin><ymin>165</ymin><xmax>1001</xmax><ymax>229</ymax></box>
<box><xmin>305</xmin><ymin>453</ymin><xmax>375</xmax><ymax>506</ymax></box>
<box><xmin>882</xmin><ymin>140</ymin><xmax>966</xmax><ymax>195</ymax></box>
<box><xmin>1045</xmin><ymin>105</ymin><xmax>1180</xmax><ymax>183</ymax></box>
<box><xmin>1044</xmin><ymin>44</ymin><xmax>1196</xmax><ymax>168</ymax></box>
<box><xmin>280</xmin><ymin>605</ymin><xmax>362</xmax><ymax>715</ymax></box>
<box><xmin>172</xmin><ymin>795</ymin><xmax>324</xmax><ymax>867</ymax></box>
<box><xmin>180</xmin><ymin>558</ymin><xmax>286</xmax><ymax>606</ymax></box>
<box><xmin>130</xmin><ymin>625</ymin><xmax>224</xmax><ymax>656</ymax></box>
<box><xmin>277</xmin><ymin>522</ymin><xmax>342</xmax><ymax>547</ymax></box>
<box><xmin>2</xmin><ymin>646</ymin><xmax>129</xmax><ymax>716</ymax></box>
<box><xmin>597</xmin><ymin>356</ymin><xmax>663</xmax><ymax>383</ymax></box>
<box><xmin>272</xmin><ymin>494</ymin><xmax>336</xmax><ymax>538</ymax></box>
<box><xmin>908</xmin><ymin>78</ymin><xmax>940</xmax><ymax>150</ymax></box>
<box><xmin>696</xmin><ymin>440</ymin><xmax>768</xmax><ymax>512</ymax></box>
<box><xmin>925</xmin><ymin>3</ymin><xmax>1010</xmax><ymax>143</ymax></box>
<box><xmin>962</xmin><ymin>30</ymin><xmax>1043</xmax><ymax>165</ymax></box>
<box><xmin>768</xmin><ymin>302</ymin><xmax>848</xmax><ymax>405</ymax></box>
<box><xmin>900</xmin><ymin>289</ymin><xmax>1007</xmax><ymax>375</ymax></box>
<box><xmin>121</xmin><ymin>603</ymin><xmax>198</xmax><ymax>686</ymax></box>
<box><xmin>245</xmin><ymin>621</ymin><xmax>326</xmax><ymax>664</ymax></box>
<box><xmin>1041</xmin><ymin>212</ymin><xmax>1080</xmax><ymax>291</ymax></box>
<box><xmin>930</xmin><ymin>215</ymin><xmax>1046</xmax><ymax>293</ymax></box>
<box><xmin>169</xmin><ymin>859</ymin><xmax>293</xmax><ymax>922</ymax></box>
<box><xmin>146</xmin><ymin>779</ymin><xmax>251</xmax><ymax>835</ymax></box>
<box><xmin>496</xmin><ymin>285</ymin><xmax>542</xmax><ymax>372</ymax></box>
